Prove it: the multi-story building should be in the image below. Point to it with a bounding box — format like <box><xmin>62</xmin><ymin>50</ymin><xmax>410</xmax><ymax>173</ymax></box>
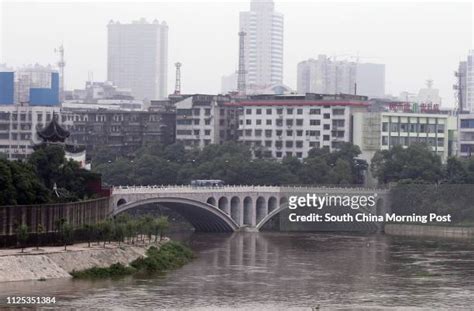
<box><xmin>0</xmin><ymin>65</ymin><xmax>60</xmax><ymax>106</ymax></box>
<box><xmin>231</xmin><ymin>94</ymin><xmax>369</xmax><ymax>159</ymax></box>
<box><xmin>297</xmin><ymin>55</ymin><xmax>385</xmax><ymax>98</ymax></box>
<box><xmin>353</xmin><ymin>109</ymin><xmax>455</xmax><ymax>164</ymax></box>
<box><xmin>107</xmin><ymin>18</ymin><xmax>168</xmax><ymax>100</ymax></box>
<box><xmin>174</xmin><ymin>95</ymin><xmax>233</xmax><ymax>149</ymax></box>
<box><xmin>62</xmin><ymin>108</ymin><xmax>175</xmax><ymax>156</ymax></box>
<box><xmin>458</xmin><ymin>113</ymin><xmax>474</xmax><ymax>158</ymax></box>
<box><xmin>240</xmin><ymin>0</ymin><xmax>284</xmax><ymax>91</ymax></box>
<box><xmin>0</xmin><ymin>105</ymin><xmax>63</xmax><ymax>160</ymax></box>
<box><xmin>466</xmin><ymin>50</ymin><xmax>474</xmax><ymax>113</ymax></box>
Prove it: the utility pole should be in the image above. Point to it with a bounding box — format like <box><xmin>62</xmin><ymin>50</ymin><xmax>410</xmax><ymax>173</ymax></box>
<box><xmin>55</xmin><ymin>44</ymin><xmax>65</xmax><ymax>102</ymax></box>
<box><xmin>174</xmin><ymin>62</ymin><xmax>182</xmax><ymax>95</ymax></box>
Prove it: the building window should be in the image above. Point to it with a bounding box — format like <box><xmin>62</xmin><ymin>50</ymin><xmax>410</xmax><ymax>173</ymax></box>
<box><xmin>276</xmin><ymin>119</ymin><xmax>283</xmax><ymax>126</ymax></box>
<box><xmin>323</xmin><ymin>135</ymin><xmax>330</xmax><ymax>141</ymax></box>
<box><xmin>296</xmin><ymin>141</ymin><xmax>303</xmax><ymax>148</ymax></box>
<box><xmin>276</xmin><ymin>152</ymin><xmax>282</xmax><ymax>158</ymax></box>
<box><xmin>205</xmin><ymin>119</ymin><xmax>211</xmax><ymax>125</ymax></box>
<box><xmin>286</xmin><ymin>119</ymin><xmax>293</xmax><ymax>126</ymax></box>
<box><xmin>205</xmin><ymin>109</ymin><xmax>211</xmax><ymax>116</ymax></box>
<box><xmin>287</xmin><ymin>108</ymin><xmax>293</xmax><ymax>114</ymax></box>
<box><xmin>265</xmin><ymin>129</ymin><xmax>272</xmax><ymax>137</ymax></box>
<box><xmin>246</xmin><ymin>108</ymin><xmax>252</xmax><ymax>115</ymax></box>
<box><xmin>266</xmin><ymin>119</ymin><xmax>272</xmax><ymax>125</ymax></box>
<box><xmin>265</xmin><ymin>140</ymin><xmax>272</xmax><ymax>147</ymax></box>
<box><xmin>323</xmin><ymin>124</ymin><xmax>330</xmax><ymax>130</ymax></box>
<box><xmin>297</xmin><ymin>108</ymin><xmax>303</xmax><ymax>115</ymax></box>
<box><xmin>296</xmin><ymin>152</ymin><xmax>303</xmax><ymax>158</ymax></box>
<box><xmin>256</xmin><ymin>119</ymin><xmax>262</xmax><ymax>125</ymax></box>
<box><xmin>276</xmin><ymin>130</ymin><xmax>283</xmax><ymax>136</ymax></box>
<box><xmin>437</xmin><ymin>124</ymin><xmax>445</xmax><ymax>133</ymax></box>
<box><xmin>205</xmin><ymin>130</ymin><xmax>211</xmax><ymax>136</ymax></box>
<box><xmin>333</xmin><ymin>108</ymin><xmax>345</xmax><ymax>115</ymax></box>
<box><xmin>266</xmin><ymin>108</ymin><xmax>272</xmax><ymax>115</ymax></box>
<box><xmin>310</xmin><ymin>108</ymin><xmax>321</xmax><ymax>115</ymax></box>
<box><xmin>246</xmin><ymin>119</ymin><xmax>252</xmax><ymax>125</ymax></box>
<box><xmin>286</xmin><ymin>130</ymin><xmax>293</xmax><ymax>136</ymax></box>
<box><xmin>255</xmin><ymin>129</ymin><xmax>262</xmax><ymax>137</ymax></box>
<box><xmin>193</xmin><ymin>108</ymin><xmax>200</xmax><ymax>116</ymax></box>
<box><xmin>245</xmin><ymin>129</ymin><xmax>252</xmax><ymax>136</ymax></box>
<box><xmin>296</xmin><ymin>130</ymin><xmax>303</xmax><ymax>136</ymax></box>
<box><xmin>323</xmin><ymin>113</ymin><xmax>330</xmax><ymax>119</ymax></box>
<box><xmin>296</xmin><ymin>119</ymin><xmax>303</xmax><ymax>126</ymax></box>
<box><xmin>256</xmin><ymin>109</ymin><xmax>262</xmax><ymax>115</ymax></box>
<box><xmin>285</xmin><ymin>141</ymin><xmax>293</xmax><ymax>148</ymax></box>
<box><xmin>382</xmin><ymin>136</ymin><xmax>388</xmax><ymax>145</ymax></box>
<box><xmin>310</xmin><ymin>120</ymin><xmax>320</xmax><ymax>126</ymax></box>
<box><xmin>277</xmin><ymin>108</ymin><xmax>283</xmax><ymax>114</ymax></box>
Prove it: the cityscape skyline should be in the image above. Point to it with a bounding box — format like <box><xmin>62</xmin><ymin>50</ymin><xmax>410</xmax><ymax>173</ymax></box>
<box><xmin>1</xmin><ymin>1</ymin><xmax>473</xmax><ymax>105</ymax></box>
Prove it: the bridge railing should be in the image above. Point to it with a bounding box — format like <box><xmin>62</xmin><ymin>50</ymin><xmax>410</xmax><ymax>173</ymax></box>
<box><xmin>111</xmin><ymin>184</ymin><xmax>389</xmax><ymax>194</ymax></box>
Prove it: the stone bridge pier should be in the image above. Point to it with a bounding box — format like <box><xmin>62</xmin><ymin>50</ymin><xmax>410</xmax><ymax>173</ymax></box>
<box><xmin>111</xmin><ymin>185</ymin><xmax>390</xmax><ymax>232</ymax></box>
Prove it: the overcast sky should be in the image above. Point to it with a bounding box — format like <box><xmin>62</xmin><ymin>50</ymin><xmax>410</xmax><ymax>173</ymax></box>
<box><xmin>1</xmin><ymin>0</ymin><xmax>472</xmax><ymax>106</ymax></box>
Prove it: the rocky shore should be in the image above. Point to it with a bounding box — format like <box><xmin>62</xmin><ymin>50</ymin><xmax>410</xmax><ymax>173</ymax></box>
<box><xmin>0</xmin><ymin>239</ymin><xmax>169</xmax><ymax>283</ymax></box>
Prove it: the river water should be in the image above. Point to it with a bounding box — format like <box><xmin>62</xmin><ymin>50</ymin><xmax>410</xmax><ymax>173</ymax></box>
<box><xmin>1</xmin><ymin>232</ymin><xmax>474</xmax><ymax>310</ymax></box>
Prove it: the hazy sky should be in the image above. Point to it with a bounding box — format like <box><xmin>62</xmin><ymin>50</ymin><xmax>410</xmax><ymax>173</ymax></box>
<box><xmin>1</xmin><ymin>0</ymin><xmax>473</xmax><ymax>106</ymax></box>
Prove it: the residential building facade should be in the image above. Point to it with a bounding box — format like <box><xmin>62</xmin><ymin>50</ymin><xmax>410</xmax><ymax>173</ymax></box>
<box><xmin>175</xmin><ymin>95</ymin><xmax>232</xmax><ymax>149</ymax></box>
<box><xmin>297</xmin><ymin>55</ymin><xmax>385</xmax><ymax>98</ymax></box>
<box><xmin>0</xmin><ymin>105</ymin><xmax>63</xmax><ymax>160</ymax></box>
<box><xmin>231</xmin><ymin>94</ymin><xmax>369</xmax><ymax>159</ymax></box>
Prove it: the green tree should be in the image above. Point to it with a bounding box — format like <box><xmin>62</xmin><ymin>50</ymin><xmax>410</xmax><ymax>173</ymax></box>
<box><xmin>61</xmin><ymin>223</ymin><xmax>74</xmax><ymax>251</ymax></box>
<box><xmin>155</xmin><ymin>216</ymin><xmax>170</xmax><ymax>241</ymax></box>
<box><xmin>16</xmin><ymin>224</ymin><xmax>29</xmax><ymax>253</ymax></box>
<box><xmin>36</xmin><ymin>224</ymin><xmax>45</xmax><ymax>250</ymax></box>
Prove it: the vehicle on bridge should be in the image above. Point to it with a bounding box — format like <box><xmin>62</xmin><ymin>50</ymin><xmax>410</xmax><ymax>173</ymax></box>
<box><xmin>190</xmin><ymin>179</ymin><xmax>225</xmax><ymax>187</ymax></box>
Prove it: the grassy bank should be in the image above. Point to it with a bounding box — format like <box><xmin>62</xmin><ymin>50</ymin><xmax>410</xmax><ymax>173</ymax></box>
<box><xmin>71</xmin><ymin>241</ymin><xmax>194</xmax><ymax>279</ymax></box>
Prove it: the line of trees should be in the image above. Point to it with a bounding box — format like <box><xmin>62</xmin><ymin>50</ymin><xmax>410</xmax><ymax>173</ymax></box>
<box><xmin>14</xmin><ymin>214</ymin><xmax>170</xmax><ymax>252</ymax></box>
<box><xmin>0</xmin><ymin>144</ymin><xmax>100</xmax><ymax>206</ymax></box>
<box><xmin>93</xmin><ymin>142</ymin><xmax>367</xmax><ymax>186</ymax></box>
<box><xmin>371</xmin><ymin>143</ymin><xmax>474</xmax><ymax>184</ymax></box>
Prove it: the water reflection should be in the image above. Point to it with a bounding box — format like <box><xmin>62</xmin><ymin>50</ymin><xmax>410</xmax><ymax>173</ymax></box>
<box><xmin>1</xmin><ymin>232</ymin><xmax>474</xmax><ymax>310</ymax></box>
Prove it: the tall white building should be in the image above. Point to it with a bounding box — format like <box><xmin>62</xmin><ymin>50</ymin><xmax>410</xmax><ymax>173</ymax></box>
<box><xmin>239</xmin><ymin>0</ymin><xmax>284</xmax><ymax>91</ymax></box>
<box><xmin>466</xmin><ymin>50</ymin><xmax>474</xmax><ymax>112</ymax></box>
<box><xmin>297</xmin><ymin>55</ymin><xmax>385</xmax><ymax>98</ymax></box>
<box><xmin>107</xmin><ymin>18</ymin><xmax>168</xmax><ymax>101</ymax></box>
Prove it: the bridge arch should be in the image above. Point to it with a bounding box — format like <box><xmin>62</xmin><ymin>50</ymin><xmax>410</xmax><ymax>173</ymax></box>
<box><xmin>113</xmin><ymin>197</ymin><xmax>238</xmax><ymax>232</ymax></box>
<box><xmin>218</xmin><ymin>196</ymin><xmax>230</xmax><ymax>214</ymax></box>
<box><xmin>207</xmin><ymin>197</ymin><xmax>216</xmax><ymax>206</ymax></box>
<box><xmin>230</xmin><ymin>196</ymin><xmax>241</xmax><ymax>225</ymax></box>
<box><xmin>117</xmin><ymin>198</ymin><xmax>127</xmax><ymax>206</ymax></box>
<box><xmin>268</xmin><ymin>196</ymin><xmax>278</xmax><ymax>213</ymax></box>
<box><xmin>256</xmin><ymin>196</ymin><xmax>267</xmax><ymax>223</ymax></box>
<box><xmin>243</xmin><ymin>197</ymin><xmax>253</xmax><ymax>225</ymax></box>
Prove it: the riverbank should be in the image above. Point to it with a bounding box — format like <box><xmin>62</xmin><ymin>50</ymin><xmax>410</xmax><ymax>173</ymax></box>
<box><xmin>385</xmin><ymin>224</ymin><xmax>474</xmax><ymax>239</ymax></box>
<box><xmin>0</xmin><ymin>239</ymin><xmax>169</xmax><ymax>283</ymax></box>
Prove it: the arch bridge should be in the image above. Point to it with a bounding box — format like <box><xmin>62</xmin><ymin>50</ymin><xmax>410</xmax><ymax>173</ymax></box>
<box><xmin>111</xmin><ymin>185</ymin><xmax>390</xmax><ymax>232</ymax></box>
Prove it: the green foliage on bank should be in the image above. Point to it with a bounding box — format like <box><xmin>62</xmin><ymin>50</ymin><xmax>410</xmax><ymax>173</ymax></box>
<box><xmin>71</xmin><ymin>241</ymin><xmax>194</xmax><ymax>279</ymax></box>
<box><xmin>371</xmin><ymin>143</ymin><xmax>474</xmax><ymax>184</ymax></box>
<box><xmin>93</xmin><ymin>141</ymin><xmax>367</xmax><ymax>186</ymax></box>
<box><xmin>70</xmin><ymin>263</ymin><xmax>136</xmax><ymax>279</ymax></box>
<box><xmin>0</xmin><ymin>145</ymin><xmax>100</xmax><ymax>206</ymax></box>
<box><xmin>130</xmin><ymin>241</ymin><xmax>195</xmax><ymax>273</ymax></box>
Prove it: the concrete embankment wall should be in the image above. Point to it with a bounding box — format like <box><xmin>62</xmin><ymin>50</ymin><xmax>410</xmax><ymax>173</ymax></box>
<box><xmin>385</xmin><ymin>224</ymin><xmax>474</xmax><ymax>239</ymax></box>
<box><xmin>0</xmin><ymin>245</ymin><xmax>148</xmax><ymax>283</ymax></box>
